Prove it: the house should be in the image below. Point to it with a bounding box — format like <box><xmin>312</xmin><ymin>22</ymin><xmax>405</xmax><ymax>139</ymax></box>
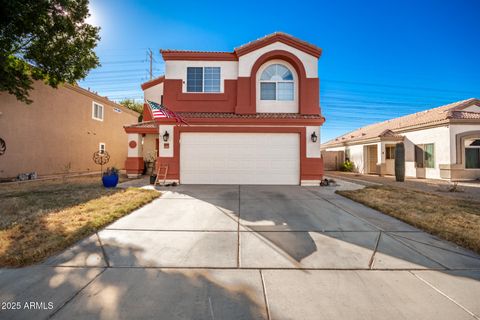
<box><xmin>321</xmin><ymin>98</ymin><xmax>480</xmax><ymax>181</ymax></box>
<box><xmin>124</xmin><ymin>32</ymin><xmax>325</xmax><ymax>185</ymax></box>
<box><xmin>0</xmin><ymin>81</ymin><xmax>139</xmax><ymax>179</ymax></box>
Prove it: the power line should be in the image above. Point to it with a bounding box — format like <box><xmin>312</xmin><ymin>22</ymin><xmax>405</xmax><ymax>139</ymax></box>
<box><xmin>87</xmin><ymin>68</ymin><xmax>147</xmax><ymax>75</ymax></box>
<box><xmin>322</xmin><ymin>78</ymin><xmax>480</xmax><ymax>96</ymax></box>
<box><xmin>100</xmin><ymin>60</ymin><xmax>146</xmax><ymax>65</ymax></box>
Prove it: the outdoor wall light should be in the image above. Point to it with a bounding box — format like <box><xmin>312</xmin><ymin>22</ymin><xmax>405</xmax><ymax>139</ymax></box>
<box><xmin>311</xmin><ymin>131</ymin><xmax>318</xmax><ymax>143</ymax></box>
<box><xmin>162</xmin><ymin>130</ymin><xmax>170</xmax><ymax>142</ymax></box>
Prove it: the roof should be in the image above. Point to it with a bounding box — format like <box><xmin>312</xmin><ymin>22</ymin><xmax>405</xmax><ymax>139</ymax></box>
<box><xmin>141</xmin><ymin>75</ymin><xmax>164</xmax><ymax>90</ymax></box>
<box><xmin>124</xmin><ymin>120</ymin><xmax>158</xmax><ymax>129</ymax></box>
<box><xmin>65</xmin><ymin>84</ymin><xmax>140</xmax><ymax>116</ymax></box>
<box><xmin>234</xmin><ymin>32</ymin><xmax>322</xmax><ymax>58</ymax></box>
<box><xmin>160</xmin><ymin>32</ymin><xmax>322</xmax><ymax>61</ymax></box>
<box><xmin>124</xmin><ymin>112</ymin><xmax>325</xmax><ymax>132</ymax></box>
<box><xmin>176</xmin><ymin>112</ymin><xmax>324</xmax><ymax>120</ymax></box>
<box><xmin>160</xmin><ymin>50</ymin><xmax>237</xmax><ymax>61</ymax></box>
<box><xmin>322</xmin><ymin>98</ymin><xmax>480</xmax><ymax>148</ymax></box>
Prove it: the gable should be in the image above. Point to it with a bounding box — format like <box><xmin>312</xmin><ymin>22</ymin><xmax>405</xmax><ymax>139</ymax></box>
<box><xmin>237</xmin><ymin>41</ymin><xmax>319</xmax><ymax>78</ymax></box>
<box><xmin>462</xmin><ymin>104</ymin><xmax>480</xmax><ymax>113</ymax></box>
<box><xmin>235</xmin><ymin>32</ymin><xmax>322</xmax><ymax>58</ymax></box>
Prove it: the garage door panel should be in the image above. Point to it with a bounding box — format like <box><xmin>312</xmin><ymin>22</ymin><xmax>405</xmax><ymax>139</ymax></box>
<box><xmin>180</xmin><ymin>133</ymin><xmax>300</xmax><ymax>185</ymax></box>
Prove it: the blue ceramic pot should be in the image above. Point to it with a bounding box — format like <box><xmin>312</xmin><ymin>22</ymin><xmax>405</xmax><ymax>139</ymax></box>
<box><xmin>102</xmin><ymin>174</ymin><xmax>119</xmax><ymax>188</ymax></box>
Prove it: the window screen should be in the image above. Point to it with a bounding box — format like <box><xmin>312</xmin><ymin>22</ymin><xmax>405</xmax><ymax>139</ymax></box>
<box><xmin>204</xmin><ymin>67</ymin><xmax>220</xmax><ymax>92</ymax></box>
<box><xmin>186</xmin><ymin>67</ymin><xmax>203</xmax><ymax>92</ymax></box>
<box><xmin>260</xmin><ymin>83</ymin><xmax>276</xmax><ymax>100</ymax></box>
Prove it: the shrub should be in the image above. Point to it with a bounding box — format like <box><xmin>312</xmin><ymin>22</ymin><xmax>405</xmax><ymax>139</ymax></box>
<box><xmin>340</xmin><ymin>160</ymin><xmax>354</xmax><ymax>172</ymax></box>
<box><xmin>103</xmin><ymin>167</ymin><xmax>119</xmax><ymax>176</ymax></box>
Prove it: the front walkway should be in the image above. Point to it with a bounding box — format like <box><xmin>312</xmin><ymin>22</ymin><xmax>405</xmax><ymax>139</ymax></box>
<box><xmin>1</xmin><ymin>181</ymin><xmax>480</xmax><ymax>319</ymax></box>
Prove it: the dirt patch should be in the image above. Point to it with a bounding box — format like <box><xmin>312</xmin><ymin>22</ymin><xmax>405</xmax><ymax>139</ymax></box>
<box><xmin>337</xmin><ymin>185</ymin><xmax>480</xmax><ymax>254</ymax></box>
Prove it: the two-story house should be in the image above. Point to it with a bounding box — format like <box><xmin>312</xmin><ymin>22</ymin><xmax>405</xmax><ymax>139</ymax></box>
<box><xmin>124</xmin><ymin>32</ymin><xmax>325</xmax><ymax>185</ymax></box>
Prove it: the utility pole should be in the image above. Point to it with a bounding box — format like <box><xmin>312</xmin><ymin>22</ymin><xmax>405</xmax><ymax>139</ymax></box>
<box><xmin>148</xmin><ymin>48</ymin><xmax>153</xmax><ymax>80</ymax></box>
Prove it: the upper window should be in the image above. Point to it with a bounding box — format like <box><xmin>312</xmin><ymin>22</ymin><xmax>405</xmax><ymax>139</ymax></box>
<box><xmin>415</xmin><ymin>143</ymin><xmax>435</xmax><ymax>168</ymax></box>
<box><xmin>186</xmin><ymin>67</ymin><xmax>220</xmax><ymax>93</ymax></box>
<box><xmin>260</xmin><ymin>64</ymin><xmax>294</xmax><ymax>101</ymax></box>
<box><xmin>92</xmin><ymin>102</ymin><xmax>104</xmax><ymax>121</ymax></box>
<box><xmin>465</xmin><ymin>139</ymin><xmax>480</xmax><ymax>169</ymax></box>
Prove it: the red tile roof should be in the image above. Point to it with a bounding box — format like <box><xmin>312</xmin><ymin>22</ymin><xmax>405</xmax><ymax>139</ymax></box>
<box><xmin>234</xmin><ymin>32</ymin><xmax>322</xmax><ymax>58</ymax></box>
<box><xmin>177</xmin><ymin>112</ymin><xmax>324</xmax><ymax>120</ymax></box>
<box><xmin>124</xmin><ymin>120</ymin><xmax>158</xmax><ymax>129</ymax></box>
<box><xmin>141</xmin><ymin>75</ymin><xmax>165</xmax><ymax>90</ymax></box>
<box><xmin>448</xmin><ymin>111</ymin><xmax>480</xmax><ymax>120</ymax></box>
<box><xmin>323</xmin><ymin>98</ymin><xmax>480</xmax><ymax>148</ymax></box>
<box><xmin>159</xmin><ymin>32</ymin><xmax>322</xmax><ymax>62</ymax></box>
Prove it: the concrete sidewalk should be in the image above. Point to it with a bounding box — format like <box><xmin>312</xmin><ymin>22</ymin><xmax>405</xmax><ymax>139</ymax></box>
<box><xmin>1</xmin><ymin>181</ymin><xmax>480</xmax><ymax>319</ymax></box>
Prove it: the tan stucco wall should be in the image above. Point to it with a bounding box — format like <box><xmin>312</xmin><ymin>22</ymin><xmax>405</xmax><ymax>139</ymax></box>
<box><xmin>0</xmin><ymin>82</ymin><xmax>139</xmax><ymax>178</ymax></box>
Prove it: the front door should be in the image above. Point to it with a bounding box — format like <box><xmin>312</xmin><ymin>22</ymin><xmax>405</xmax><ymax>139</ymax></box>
<box><xmin>367</xmin><ymin>145</ymin><xmax>378</xmax><ymax>174</ymax></box>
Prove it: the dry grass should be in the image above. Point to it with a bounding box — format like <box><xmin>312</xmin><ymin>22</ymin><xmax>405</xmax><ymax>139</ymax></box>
<box><xmin>0</xmin><ymin>176</ymin><xmax>159</xmax><ymax>266</ymax></box>
<box><xmin>337</xmin><ymin>186</ymin><xmax>480</xmax><ymax>254</ymax></box>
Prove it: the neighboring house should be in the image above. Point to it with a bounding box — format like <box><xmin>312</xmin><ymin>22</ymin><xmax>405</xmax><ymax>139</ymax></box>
<box><xmin>124</xmin><ymin>32</ymin><xmax>325</xmax><ymax>185</ymax></box>
<box><xmin>321</xmin><ymin>98</ymin><xmax>480</xmax><ymax>181</ymax></box>
<box><xmin>0</xmin><ymin>81</ymin><xmax>139</xmax><ymax>179</ymax></box>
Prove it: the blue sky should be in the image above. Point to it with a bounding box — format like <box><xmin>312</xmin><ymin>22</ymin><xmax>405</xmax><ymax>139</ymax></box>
<box><xmin>80</xmin><ymin>0</ymin><xmax>480</xmax><ymax>142</ymax></box>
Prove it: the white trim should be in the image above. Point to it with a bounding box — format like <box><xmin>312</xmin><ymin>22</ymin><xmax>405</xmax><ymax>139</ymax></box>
<box><xmin>185</xmin><ymin>66</ymin><xmax>222</xmax><ymax>93</ymax></box>
<box><xmin>256</xmin><ymin>59</ymin><xmax>298</xmax><ymax>113</ymax></box>
<box><xmin>99</xmin><ymin>142</ymin><xmax>106</xmax><ymax>154</ymax></box>
<box><xmin>92</xmin><ymin>102</ymin><xmax>104</xmax><ymax>121</ymax></box>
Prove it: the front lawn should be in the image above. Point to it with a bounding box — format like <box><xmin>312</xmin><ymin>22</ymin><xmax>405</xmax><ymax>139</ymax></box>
<box><xmin>337</xmin><ymin>186</ymin><xmax>480</xmax><ymax>254</ymax></box>
<box><xmin>0</xmin><ymin>176</ymin><xmax>159</xmax><ymax>267</ymax></box>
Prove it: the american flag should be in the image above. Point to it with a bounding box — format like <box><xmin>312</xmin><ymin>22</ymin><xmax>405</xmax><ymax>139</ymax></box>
<box><xmin>146</xmin><ymin>100</ymin><xmax>188</xmax><ymax>125</ymax></box>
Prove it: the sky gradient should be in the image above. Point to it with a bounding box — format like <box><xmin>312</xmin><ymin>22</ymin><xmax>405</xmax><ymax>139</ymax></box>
<box><xmin>80</xmin><ymin>0</ymin><xmax>480</xmax><ymax>142</ymax></box>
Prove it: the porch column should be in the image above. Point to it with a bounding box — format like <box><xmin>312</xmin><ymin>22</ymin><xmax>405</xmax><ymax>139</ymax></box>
<box><xmin>379</xmin><ymin>141</ymin><xmax>387</xmax><ymax>175</ymax></box>
<box><xmin>159</xmin><ymin>125</ymin><xmax>174</xmax><ymax>158</ymax></box>
<box><xmin>157</xmin><ymin>124</ymin><xmax>179</xmax><ymax>183</ymax></box>
<box><xmin>125</xmin><ymin>133</ymin><xmax>144</xmax><ymax>178</ymax></box>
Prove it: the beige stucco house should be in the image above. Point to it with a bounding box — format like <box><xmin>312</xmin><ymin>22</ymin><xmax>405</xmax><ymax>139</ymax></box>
<box><xmin>0</xmin><ymin>81</ymin><xmax>139</xmax><ymax>179</ymax></box>
<box><xmin>321</xmin><ymin>98</ymin><xmax>480</xmax><ymax>181</ymax></box>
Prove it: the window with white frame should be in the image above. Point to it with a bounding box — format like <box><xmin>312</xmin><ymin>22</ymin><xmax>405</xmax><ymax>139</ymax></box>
<box><xmin>186</xmin><ymin>67</ymin><xmax>221</xmax><ymax>93</ymax></box>
<box><xmin>92</xmin><ymin>102</ymin><xmax>104</xmax><ymax>121</ymax></box>
<box><xmin>260</xmin><ymin>64</ymin><xmax>294</xmax><ymax>101</ymax></box>
<box><xmin>99</xmin><ymin>143</ymin><xmax>106</xmax><ymax>154</ymax></box>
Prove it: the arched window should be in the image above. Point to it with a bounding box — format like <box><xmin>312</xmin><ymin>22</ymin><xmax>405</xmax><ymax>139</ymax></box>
<box><xmin>260</xmin><ymin>64</ymin><xmax>294</xmax><ymax>101</ymax></box>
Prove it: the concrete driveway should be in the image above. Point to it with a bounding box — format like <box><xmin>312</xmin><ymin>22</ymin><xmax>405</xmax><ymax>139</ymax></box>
<box><xmin>1</xmin><ymin>181</ymin><xmax>480</xmax><ymax>319</ymax></box>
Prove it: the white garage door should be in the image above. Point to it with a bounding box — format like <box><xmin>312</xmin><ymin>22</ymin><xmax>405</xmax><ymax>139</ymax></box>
<box><xmin>180</xmin><ymin>132</ymin><xmax>300</xmax><ymax>185</ymax></box>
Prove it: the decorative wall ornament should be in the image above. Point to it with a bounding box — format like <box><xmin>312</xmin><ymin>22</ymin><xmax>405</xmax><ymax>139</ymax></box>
<box><xmin>0</xmin><ymin>138</ymin><xmax>5</xmax><ymax>155</ymax></box>
<box><xmin>93</xmin><ymin>150</ymin><xmax>110</xmax><ymax>176</ymax></box>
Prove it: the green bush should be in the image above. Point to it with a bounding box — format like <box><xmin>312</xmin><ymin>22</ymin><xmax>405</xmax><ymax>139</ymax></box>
<box><xmin>340</xmin><ymin>160</ymin><xmax>354</xmax><ymax>172</ymax></box>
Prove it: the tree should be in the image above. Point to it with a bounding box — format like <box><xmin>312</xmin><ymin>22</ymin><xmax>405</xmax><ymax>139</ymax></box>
<box><xmin>119</xmin><ymin>98</ymin><xmax>144</xmax><ymax>122</ymax></box>
<box><xmin>0</xmin><ymin>0</ymin><xmax>100</xmax><ymax>104</ymax></box>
